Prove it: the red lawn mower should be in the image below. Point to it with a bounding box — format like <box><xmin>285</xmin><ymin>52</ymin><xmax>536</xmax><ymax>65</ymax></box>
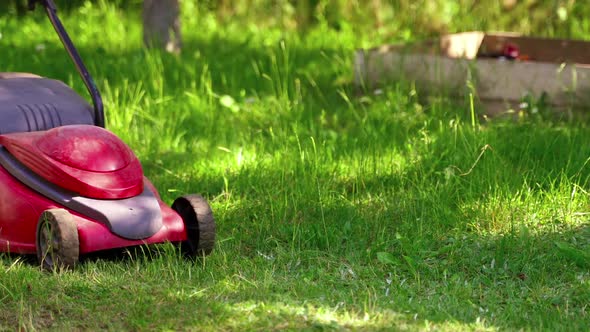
<box><xmin>0</xmin><ymin>0</ymin><xmax>215</xmax><ymax>270</ymax></box>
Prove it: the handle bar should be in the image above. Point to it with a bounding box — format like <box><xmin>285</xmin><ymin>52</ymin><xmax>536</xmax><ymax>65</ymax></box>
<box><xmin>28</xmin><ymin>0</ymin><xmax>105</xmax><ymax>128</ymax></box>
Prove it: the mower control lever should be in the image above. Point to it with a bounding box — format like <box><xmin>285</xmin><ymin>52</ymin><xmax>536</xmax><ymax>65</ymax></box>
<box><xmin>27</xmin><ymin>0</ymin><xmax>105</xmax><ymax>128</ymax></box>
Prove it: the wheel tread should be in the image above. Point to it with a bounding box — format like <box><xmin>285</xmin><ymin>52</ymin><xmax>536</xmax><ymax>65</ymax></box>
<box><xmin>36</xmin><ymin>208</ymin><xmax>79</xmax><ymax>271</ymax></box>
<box><xmin>172</xmin><ymin>194</ymin><xmax>216</xmax><ymax>257</ymax></box>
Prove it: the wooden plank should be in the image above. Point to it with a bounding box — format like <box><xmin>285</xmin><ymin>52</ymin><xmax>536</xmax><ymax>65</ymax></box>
<box><xmin>479</xmin><ymin>34</ymin><xmax>590</xmax><ymax>63</ymax></box>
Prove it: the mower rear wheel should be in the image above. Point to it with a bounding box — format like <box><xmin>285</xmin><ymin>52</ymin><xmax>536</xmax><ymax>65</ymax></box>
<box><xmin>36</xmin><ymin>209</ymin><xmax>79</xmax><ymax>271</ymax></box>
<box><xmin>172</xmin><ymin>194</ymin><xmax>216</xmax><ymax>257</ymax></box>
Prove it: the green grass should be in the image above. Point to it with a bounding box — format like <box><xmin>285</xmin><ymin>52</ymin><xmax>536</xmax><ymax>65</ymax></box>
<box><xmin>1</xmin><ymin>1</ymin><xmax>590</xmax><ymax>330</ymax></box>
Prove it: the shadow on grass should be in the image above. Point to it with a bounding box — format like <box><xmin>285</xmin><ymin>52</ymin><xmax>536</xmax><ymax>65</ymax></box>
<box><xmin>143</xmin><ymin>122</ymin><xmax>590</xmax><ymax>330</ymax></box>
<box><xmin>140</xmin><ymin>145</ymin><xmax>590</xmax><ymax>329</ymax></box>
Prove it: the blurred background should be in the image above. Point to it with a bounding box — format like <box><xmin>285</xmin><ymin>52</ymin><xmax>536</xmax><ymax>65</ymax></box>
<box><xmin>1</xmin><ymin>0</ymin><xmax>589</xmax><ymax>42</ymax></box>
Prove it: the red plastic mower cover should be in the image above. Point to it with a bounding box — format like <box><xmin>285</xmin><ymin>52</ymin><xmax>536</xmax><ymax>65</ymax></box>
<box><xmin>0</xmin><ymin>125</ymin><xmax>143</xmax><ymax>199</ymax></box>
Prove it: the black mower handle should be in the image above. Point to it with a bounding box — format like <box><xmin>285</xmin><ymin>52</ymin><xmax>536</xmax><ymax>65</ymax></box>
<box><xmin>28</xmin><ymin>0</ymin><xmax>105</xmax><ymax>128</ymax></box>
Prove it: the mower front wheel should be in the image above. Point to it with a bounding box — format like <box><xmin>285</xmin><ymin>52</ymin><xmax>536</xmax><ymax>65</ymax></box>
<box><xmin>172</xmin><ymin>194</ymin><xmax>216</xmax><ymax>257</ymax></box>
<box><xmin>36</xmin><ymin>209</ymin><xmax>79</xmax><ymax>271</ymax></box>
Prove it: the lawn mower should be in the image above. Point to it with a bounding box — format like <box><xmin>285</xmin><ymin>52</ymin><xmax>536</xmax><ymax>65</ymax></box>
<box><xmin>0</xmin><ymin>0</ymin><xmax>215</xmax><ymax>270</ymax></box>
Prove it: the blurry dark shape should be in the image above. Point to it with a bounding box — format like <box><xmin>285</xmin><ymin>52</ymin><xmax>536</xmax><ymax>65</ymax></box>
<box><xmin>502</xmin><ymin>43</ymin><xmax>519</xmax><ymax>59</ymax></box>
<box><xmin>3</xmin><ymin>0</ymin><xmax>142</xmax><ymax>15</ymax></box>
<box><xmin>142</xmin><ymin>0</ymin><xmax>182</xmax><ymax>53</ymax></box>
<box><xmin>0</xmin><ymin>0</ymin><xmax>27</xmax><ymax>15</ymax></box>
<box><xmin>16</xmin><ymin>0</ymin><xmax>27</xmax><ymax>16</ymax></box>
<box><xmin>290</xmin><ymin>0</ymin><xmax>347</xmax><ymax>31</ymax></box>
<box><xmin>293</xmin><ymin>0</ymin><xmax>318</xmax><ymax>30</ymax></box>
<box><xmin>479</xmin><ymin>42</ymin><xmax>522</xmax><ymax>61</ymax></box>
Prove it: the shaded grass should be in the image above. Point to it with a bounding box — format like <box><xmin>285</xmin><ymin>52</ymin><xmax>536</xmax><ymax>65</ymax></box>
<box><xmin>0</xmin><ymin>1</ymin><xmax>590</xmax><ymax>331</ymax></box>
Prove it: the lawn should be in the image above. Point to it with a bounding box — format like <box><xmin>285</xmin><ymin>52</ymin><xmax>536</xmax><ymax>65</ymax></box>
<box><xmin>0</xmin><ymin>1</ymin><xmax>589</xmax><ymax>331</ymax></box>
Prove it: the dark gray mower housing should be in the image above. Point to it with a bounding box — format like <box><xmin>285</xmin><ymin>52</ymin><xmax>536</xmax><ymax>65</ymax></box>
<box><xmin>0</xmin><ymin>73</ymin><xmax>94</xmax><ymax>134</ymax></box>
